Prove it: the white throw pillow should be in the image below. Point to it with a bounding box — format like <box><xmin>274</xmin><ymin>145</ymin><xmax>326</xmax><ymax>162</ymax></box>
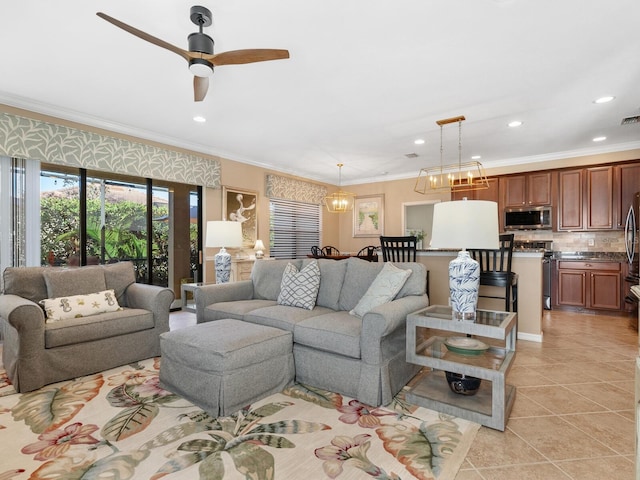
<box><xmin>350</xmin><ymin>262</ymin><xmax>411</xmax><ymax>317</ymax></box>
<box><xmin>41</xmin><ymin>289</ymin><xmax>122</xmax><ymax>322</ymax></box>
<box><xmin>277</xmin><ymin>261</ymin><xmax>321</xmax><ymax>310</ymax></box>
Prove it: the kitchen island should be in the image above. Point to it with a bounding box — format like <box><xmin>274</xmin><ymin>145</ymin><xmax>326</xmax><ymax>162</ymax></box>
<box><xmin>417</xmin><ymin>250</ymin><xmax>544</xmax><ymax>342</ymax></box>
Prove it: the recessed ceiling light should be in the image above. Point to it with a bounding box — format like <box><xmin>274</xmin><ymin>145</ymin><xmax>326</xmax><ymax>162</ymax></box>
<box><xmin>193</xmin><ymin>115</ymin><xmax>206</xmax><ymax>123</ymax></box>
<box><xmin>508</xmin><ymin>120</ymin><xmax>523</xmax><ymax>128</ymax></box>
<box><xmin>471</xmin><ymin>155</ymin><xmax>481</xmax><ymax>160</ymax></box>
<box><xmin>592</xmin><ymin>136</ymin><xmax>607</xmax><ymax>142</ymax></box>
<box><xmin>594</xmin><ymin>96</ymin><xmax>615</xmax><ymax>104</ymax></box>
<box><xmin>414</xmin><ymin>139</ymin><xmax>425</xmax><ymax>145</ymax></box>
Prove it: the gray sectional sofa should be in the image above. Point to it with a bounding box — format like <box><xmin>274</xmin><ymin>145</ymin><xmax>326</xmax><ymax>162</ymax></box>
<box><xmin>0</xmin><ymin>262</ymin><xmax>174</xmax><ymax>392</ymax></box>
<box><xmin>194</xmin><ymin>257</ymin><xmax>429</xmax><ymax>406</ymax></box>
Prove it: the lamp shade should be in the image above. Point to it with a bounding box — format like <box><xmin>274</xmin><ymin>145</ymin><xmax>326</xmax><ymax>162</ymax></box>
<box><xmin>430</xmin><ymin>200</ymin><xmax>499</xmax><ymax>250</ymax></box>
<box><xmin>206</xmin><ymin>221</ymin><xmax>243</xmax><ymax>248</ymax></box>
<box><xmin>254</xmin><ymin>239</ymin><xmax>266</xmax><ymax>251</ymax></box>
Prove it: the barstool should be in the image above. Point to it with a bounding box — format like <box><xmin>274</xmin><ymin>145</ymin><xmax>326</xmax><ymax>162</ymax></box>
<box><xmin>469</xmin><ymin>233</ymin><xmax>518</xmax><ymax>312</ymax></box>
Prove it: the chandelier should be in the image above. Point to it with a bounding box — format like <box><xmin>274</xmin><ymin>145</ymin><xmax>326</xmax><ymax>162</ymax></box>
<box><xmin>324</xmin><ymin>163</ymin><xmax>355</xmax><ymax>213</ymax></box>
<box><xmin>414</xmin><ymin>115</ymin><xmax>490</xmax><ymax>194</ymax></box>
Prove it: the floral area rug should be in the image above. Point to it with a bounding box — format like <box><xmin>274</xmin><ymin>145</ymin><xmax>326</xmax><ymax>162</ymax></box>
<box><xmin>0</xmin><ymin>357</ymin><xmax>479</xmax><ymax>480</ymax></box>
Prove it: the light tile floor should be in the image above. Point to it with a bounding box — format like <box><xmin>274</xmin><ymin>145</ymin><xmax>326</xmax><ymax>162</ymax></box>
<box><xmin>169</xmin><ymin>309</ymin><xmax>637</xmax><ymax>479</ymax></box>
<box><xmin>457</xmin><ymin>310</ymin><xmax>637</xmax><ymax>480</ymax></box>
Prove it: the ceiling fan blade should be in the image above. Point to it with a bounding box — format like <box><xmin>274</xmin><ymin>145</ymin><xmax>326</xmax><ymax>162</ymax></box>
<box><xmin>194</xmin><ymin>76</ymin><xmax>209</xmax><ymax>102</ymax></box>
<box><xmin>97</xmin><ymin>12</ymin><xmax>192</xmax><ymax>62</ymax></box>
<box><xmin>207</xmin><ymin>49</ymin><xmax>290</xmax><ymax>66</ymax></box>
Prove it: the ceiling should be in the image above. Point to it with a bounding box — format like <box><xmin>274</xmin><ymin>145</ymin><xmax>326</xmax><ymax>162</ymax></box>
<box><xmin>1</xmin><ymin>1</ymin><xmax>639</xmax><ymax>186</ymax></box>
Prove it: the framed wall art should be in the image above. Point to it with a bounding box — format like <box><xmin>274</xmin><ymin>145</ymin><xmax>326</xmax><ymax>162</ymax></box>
<box><xmin>353</xmin><ymin>194</ymin><xmax>385</xmax><ymax>237</ymax></box>
<box><xmin>222</xmin><ymin>186</ymin><xmax>258</xmax><ymax>248</ymax></box>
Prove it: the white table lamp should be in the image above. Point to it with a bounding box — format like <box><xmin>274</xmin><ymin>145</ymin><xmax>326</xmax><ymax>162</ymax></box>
<box><xmin>206</xmin><ymin>221</ymin><xmax>243</xmax><ymax>284</ymax></box>
<box><xmin>254</xmin><ymin>239</ymin><xmax>266</xmax><ymax>259</ymax></box>
<box><xmin>430</xmin><ymin>200</ymin><xmax>499</xmax><ymax>321</ymax></box>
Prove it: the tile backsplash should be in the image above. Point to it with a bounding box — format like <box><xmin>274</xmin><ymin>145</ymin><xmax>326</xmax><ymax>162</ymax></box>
<box><xmin>512</xmin><ymin>230</ymin><xmax>630</xmax><ymax>253</ymax></box>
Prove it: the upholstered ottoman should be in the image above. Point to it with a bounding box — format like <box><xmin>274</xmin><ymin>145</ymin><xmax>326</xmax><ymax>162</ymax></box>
<box><xmin>159</xmin><ymin>319</ymin><xmax>294</xmax><ymax>416</ymax></box>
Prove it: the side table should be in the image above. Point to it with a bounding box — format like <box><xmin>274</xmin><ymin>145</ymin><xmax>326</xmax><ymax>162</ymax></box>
<box><xmin>180</xmin><ymin>282</ymin><xmax>212</xmax><ymax>313</ymax></box>
<box><xmin>405</xmin><ymin>305</ymin><xmax>517</xmax><ymax>431</ymax></box>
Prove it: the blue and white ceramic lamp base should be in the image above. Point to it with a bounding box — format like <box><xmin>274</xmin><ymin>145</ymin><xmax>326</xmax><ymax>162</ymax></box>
<box><xmin>448</xmin><ymin>250</ymin><xmax>480</xmax><ymax>322</ymax></box>
<box><xmin>215</xmin><ymin>248</ymin><xmax>232</xmax><ymax>284</ymax></box>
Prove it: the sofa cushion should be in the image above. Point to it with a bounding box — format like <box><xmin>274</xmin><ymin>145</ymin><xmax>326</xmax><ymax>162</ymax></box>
<box><xmin>392</xmin><ymin>262</ymin><xmax>428</xmax><ymax>298</ymax></box>
<box><xmin>277</xmin><ymin>261</ymin><xmax>321</xmax><ymax>310</ymax></box>
<box><xmin>44</xmin><ymin>308</ymin><xmax>154</xmax><ymax>348</ymax></box>
<box><xmin>302</xmin><ymin>258</ymin><xmax>347</xmax><ymax>310</ymax></box>
<box><xmin>294</xmin><ymin>311</ymin><xmax>362</xmax><ymax>359</ymax></box>
<box><xmin>102</xmin><ymin>262</ymin><xmax>136</xmax><ymax>305</ymax></box>
<box><xmin>338</xmin><ymin>258</ymin><xmax>385</xmax><ymax>311</ymax></box>
<box><xmin>350</xmin><ymin>263</ymin><xmax>411</xmax><ymax>318</ymax></box>
<box><xmin>251</xmin><ymin>259</ymin><xmax>303</xmax><ymax>300</ymax></box>
<box><xmin>203</xmin><ymin>299</ymin><xmax>277</xmax><ymax>322</ymax></box>
<box><xmin>2</xmin><ymin>266</ymin><xmax>49</xmax><ymax>303</ymax></box>
<box><xmin>41</xmin><ymin>289</ymin><xmax>122</xmax><ymax>322</ymax></box>
<box><xmin>43</xmin><ymin>267</ymin><xmax>107</xmax><ymax>299</ymax></box>
<box><xmin>244</xmin><ymin>304</ymin><xmax>334</xmax><ymax>332</ymax></box>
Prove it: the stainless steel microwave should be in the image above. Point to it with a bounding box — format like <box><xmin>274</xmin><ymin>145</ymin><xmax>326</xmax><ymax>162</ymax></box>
<box><xmin>504</xmin><ymin>206</ymin><xmax>552</xmax><ymax>230</ymax></box>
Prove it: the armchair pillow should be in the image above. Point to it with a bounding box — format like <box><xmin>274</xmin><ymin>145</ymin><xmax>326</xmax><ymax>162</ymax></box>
<box><xmin>277</xmin><ymin>260</ymin><xmax>321</xmax><ymax>310</ymax></box>
<box><xmin>41</xmin><ymin>289</ymin><xmax>122</xmax><ymax>322</ymax></box>
<box><xmin>350</xmin><ymin>262</ymin><xmax>411</xmax><ymax>317</ymax></box>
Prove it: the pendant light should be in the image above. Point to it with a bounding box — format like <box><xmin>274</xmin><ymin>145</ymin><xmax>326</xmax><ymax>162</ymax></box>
<box><xmin>324</xmin><ymin>163</ymin><xmax>355</xmax><ymax>213</ymax></box>
<box><xmin>414</xmin><ymin>116</ymin><xmax>490</xmax><ymax>194</ymax></box>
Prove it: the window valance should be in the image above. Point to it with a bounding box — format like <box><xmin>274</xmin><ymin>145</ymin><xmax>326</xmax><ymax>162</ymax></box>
<box><xmin>0</xmin><ymin>112</ymin><xmax>221</xmax><ymax>188</ymax></box>
<box><xmin>265</xmin><ymin>174</ymin><xmax>327</xmax><ymax>204</ymax></box>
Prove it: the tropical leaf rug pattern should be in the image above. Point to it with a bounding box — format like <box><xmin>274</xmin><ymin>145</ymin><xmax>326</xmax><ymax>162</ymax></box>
<box><xmin>0</xmin><ymin>357</ymin><xmax>479</xmax><ymax>480</ymax></box>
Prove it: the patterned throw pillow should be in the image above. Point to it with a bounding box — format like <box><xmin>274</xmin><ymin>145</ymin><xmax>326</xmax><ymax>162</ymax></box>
<box><xmin>277</xmin><ymin>261</ymin><xmax>321</xmax><ymax>310</ymax></box>
<box><xmin>41</xmin><ymin>289</ymin><xmax>122</xmax><ymax>323</ymax></box>
<box><xmin>350</xmin><ymin>262</ymin><xmax>411</xmax><ymax>317</ymax></box>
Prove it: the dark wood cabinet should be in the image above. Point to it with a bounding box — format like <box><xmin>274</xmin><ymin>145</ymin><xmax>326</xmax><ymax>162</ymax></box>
<box><xmin>586</xmin><ymin>166</ymin><xmax>614</xmax><ymax>230</ymax></box>
<box><xmin>615</xmin><ymin>162</ymin><xmax>640</xmax><ymax>229</ymax></box>
<box><xmin>501</xmin><ymin>172</ymin><xmax>552</xmax><ymax>207</ymax></box>
<box><xmin>556</xmin><ymin>260</ymin><xmax>622</xmax><ymax>311</ymax></box>
<box><xmin>451</xmin><ymin>177</ymin><xmax>499</xmax><ymax>202</ymax></box>
<box><xmin>557</xmin><ymin>166</ymin><xmax>615</xmax><ymax>231</ymax></box>
<box><xmin>557</xmin><ymin>169</ymin><xmax>583</xmax><ymax>231</ymax></box>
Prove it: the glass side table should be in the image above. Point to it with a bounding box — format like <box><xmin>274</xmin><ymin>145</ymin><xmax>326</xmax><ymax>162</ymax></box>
<box><xmin>405</xmin><ymin>305</ymin><xmax>517</xmax><ymax>431</ymax></box>
<box><xmin>180</xmin><ymin>282</ymin><xmax>213</xmax><ymax>313</ymax></box>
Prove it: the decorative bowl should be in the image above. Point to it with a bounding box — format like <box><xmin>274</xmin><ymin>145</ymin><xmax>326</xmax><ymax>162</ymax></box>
<box><xmin>445</xmin><ymin>371</ymin><xmax>482</xmax><ymax>396</ymax></box>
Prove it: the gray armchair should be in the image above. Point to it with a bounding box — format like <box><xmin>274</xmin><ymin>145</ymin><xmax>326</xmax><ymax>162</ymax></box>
<box><xmin>0</xmin><ymin>262</ymin><xmax>174</xmax><ymax>392</ymax></box>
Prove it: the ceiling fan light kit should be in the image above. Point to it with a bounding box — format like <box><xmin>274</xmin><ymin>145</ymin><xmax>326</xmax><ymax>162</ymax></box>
<box><xmin>414</xmin><ymin>115</ymin><xmax>490</xmax><ymax>195</ymax></box>
<box><xmin>97</xmin><ymin>5</ymin><xmax>289</xmax><ymax>102</ymax></box>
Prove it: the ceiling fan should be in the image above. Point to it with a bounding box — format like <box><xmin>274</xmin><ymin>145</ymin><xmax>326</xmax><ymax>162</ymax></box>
<box><xmin>96</xmin><ymin>6</ymin><xmax>290</xmax><ymax>102</ymax></box>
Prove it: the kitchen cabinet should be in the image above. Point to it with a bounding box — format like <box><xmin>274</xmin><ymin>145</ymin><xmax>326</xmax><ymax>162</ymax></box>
<box><xmin>557</xmin><ymin>166</ymin><xmax>614</xmax><ymax>231</ymax></box>
<box><xmin>556</xmin><ymin>260</ymin><xmax>622</xmax><ymax>311</ymax></box>
<box><xmin>501</xmin><ymin>172</ymin><xmax>552</xmax><ymax>207</ymax></box>
<box><xmin>586</xmin><ymin>166</ymin><xmax>614</xmax><ymax>230</ymax></box>
<box><xmin>557</xmin><ymin>169</ymin><xmax>583</xmax><ymax>231</ymax></box>
<box><xmin>451</xmin><ymin>177</ymin><xmax>499</xmax><ymax>202</ymax></box>
<box><xmin>615</xmin><ymin>162</ymin><xmax>640</xmax><ymax>229</ymax></box>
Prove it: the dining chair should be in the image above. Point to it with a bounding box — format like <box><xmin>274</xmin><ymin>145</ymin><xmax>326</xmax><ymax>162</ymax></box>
<box><xmin>321</xmin><ymin>245</ymin><xmax>340</xmax><ymax>256</ymax></box>
<box><xmin>356</xmin><ymin>245</ymin><xmax>379</xmax><ymax>262</ymax></box>
<box><xmin>468</xmin><ymin>233</ymin><xmax>518</xmax><ymax>312</ymax></box>
<box><xmin>379</xmin><ymin>236</ymin><xmax>417</xmax><ymax>262</ymax></box>
<box><xmin>310</xmin><ymin>246</ymin><xmax>324</xmax><ymax>258</ymax></box>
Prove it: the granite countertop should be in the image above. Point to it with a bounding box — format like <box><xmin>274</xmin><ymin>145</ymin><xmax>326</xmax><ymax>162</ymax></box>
<box><xmin>552</xmin><ymin>251</ymin><xmax>628</xmax><ymax>262</ymax></box>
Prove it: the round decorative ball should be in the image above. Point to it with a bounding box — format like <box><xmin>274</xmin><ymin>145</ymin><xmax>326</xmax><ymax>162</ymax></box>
<box><xmin>445</xmin><ymin>371</ymin><xmax>482</xmax><ymax>396</ymax></box>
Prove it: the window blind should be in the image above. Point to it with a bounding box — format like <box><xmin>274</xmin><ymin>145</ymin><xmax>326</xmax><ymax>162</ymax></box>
<box><xmin>269</xmin><ymin>198</ymin><xmax>321</xmax><ymax>259</ymax></box>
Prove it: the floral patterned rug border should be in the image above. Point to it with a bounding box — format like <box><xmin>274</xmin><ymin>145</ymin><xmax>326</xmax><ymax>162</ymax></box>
<box><xmin>0</xmin><ymin>357</ymin><xmax>479</xmax><ymax>479</ymax></box>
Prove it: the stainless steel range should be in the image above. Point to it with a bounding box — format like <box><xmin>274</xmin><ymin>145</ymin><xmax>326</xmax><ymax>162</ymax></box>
<box><xmin>514</xmin><ymin>240</ymin><xmax>554</xmax><ymax>310</ymax></box>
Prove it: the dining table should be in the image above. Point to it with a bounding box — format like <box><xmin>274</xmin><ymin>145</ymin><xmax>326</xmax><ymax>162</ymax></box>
<box><xmin>306</xmin><ymin>254</ymin><xmax>378</xmax><ymax>262</ymax></box>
